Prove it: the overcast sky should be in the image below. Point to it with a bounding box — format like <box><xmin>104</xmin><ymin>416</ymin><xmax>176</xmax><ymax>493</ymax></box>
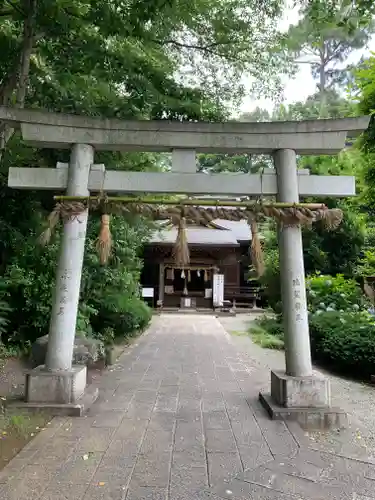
<box><xmin>240</xmin><ymin>6</ymin><xmax>375</xmax><ymax>113</ymax></box>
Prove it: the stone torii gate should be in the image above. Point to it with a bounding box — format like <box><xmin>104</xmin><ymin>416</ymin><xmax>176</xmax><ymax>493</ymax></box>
<box><xmin>1</xmin><ymin>106</ymin><xmax>369</xmax><ymax>422</ymax></box>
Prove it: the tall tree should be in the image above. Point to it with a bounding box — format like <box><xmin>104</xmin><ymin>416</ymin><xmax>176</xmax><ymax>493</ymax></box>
<box><xmin>283</xmin><ymin>1</ymin><xmax>374</xmax><ymax>115</ymax></box>
<box><xmin>0</xmin><ymin>0</ymin><xmax>287</xmax><ymax>155</ymax></box>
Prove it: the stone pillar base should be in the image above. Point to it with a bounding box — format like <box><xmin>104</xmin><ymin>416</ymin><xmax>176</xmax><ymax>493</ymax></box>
<box><xmin>259</xmin><ymin>370</ymin><xmax>347</xmax><ymax>430</ymax></box>
<box><xmin>26</xmin><ymin>365</ymin><xmax>87</xmax><ymax>404</ymax></box>
<box><xmin>271</xmin><ymin>370</ymin><xmax>330</xmax><ymax>408</ymax></box>
<box><xmin>5</xmin><ymin>365</ymin><xmax>99</xmax><ymax>416</ymax></box>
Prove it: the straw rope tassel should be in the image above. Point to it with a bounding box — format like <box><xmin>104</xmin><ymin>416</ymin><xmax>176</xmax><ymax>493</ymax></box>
<box><xmin>97</xmin><ymin>214</ymin><xmax>112</xmax><ymax>265</ymax></box>
<box><xmin>173</xmin><ymin>214</ymin><xmax>190</xmax><ymax>267</ymax></box>
<box><xmin>249</xmin><ymin>215</ymin><xmax>265</xmax><ymax>278</ymax></box>
<box><xmin>38</xmin><ymin>204</ymin><xmax>62</xmax><ymax>246</ymax></box>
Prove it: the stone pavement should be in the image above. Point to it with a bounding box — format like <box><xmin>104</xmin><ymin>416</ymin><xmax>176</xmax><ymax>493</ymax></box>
<box><xmin>1</xmin><ymin>314</ymin><xmax>375</xmax><ymax>499</ymax></box>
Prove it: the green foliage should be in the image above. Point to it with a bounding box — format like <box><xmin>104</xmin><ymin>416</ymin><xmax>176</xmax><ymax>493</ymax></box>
<box><xmin>0</xmin><ymin>298</ymin><xmax>11</xmax><ymax>338</ymax></box>
<box><xmin>306</xmin><ymin>273</ymin><xmax>367</xmax><ymax>312</ymax></box>
<box><xmin>304</xmin><ymin>203</ymin><xmax>365</xmax><ymax>276</ymax></box>
<box><xmin>259</xmin><ymin>245</ymin><xmax>281</xmax><ymax>313</ymax></box>
<box><xmin>0</xmin><ymin>195</ymin><xmax>153</xmax><ymax>347</ymax></box>
<box><xmin>257</xmin><ymin>270</ymin><xmax>375</xmax><ymax>379</ymax></box>
<box><xmin>96</xmin><ymin>327</ymin><xmax>116</xmax><ymax>347</ymax></box>
<box><xmin>363</xmin><ymin>225</ymin><xmax>375</xmax><ymax>249</ymax></box>
<box><xmin>0</xmin><ymin>235</ymin><xmax>59</xmax><ymax>345</ymax></box>
<box><xmin>0</xmin><ymin>411</ymin><xmax>51</xmax><ymax>445</ymax></box>
<box><xmin>354</xmin><ymin>250</ymin><xmax>375</xmax><ymax>277</ymax></box>
<box><xmin>94</xmin><ymin>296</ymin><xmax>152</xmax><ymax>339</ymax></box>
<box><xmin>281</xmin><ymin>1</ymin><xmax>375</xmax><ymax>112</ymax></box>
<box><xmin>309</xmin><ymin>310</ymin><xmax>375</xmax><ymax>378</ymax></box>
<box><xmin>249</xmin><ymin>327</ymin><xmax>284</xmax><ymax>349</ymax></box>
<box><xmin>80</xmin><ymin>215</ymin><xmax>152</xmax><ymax>339</ymax></box>
<box><xmin>243</xmin><ymin>91</ymin><xmax>357</xmax><ymax>122</ymax></box>
<box><xmin>305</xmin><ymin>0</ymin><xmax>375</xmax><ymax>29</ymax></box>
<box><xmin>0</xmin><ymin>0</ymin><xmax>287</xmax><ymax>124</ymax></box>
<box><xmin>249</xmin><ymin>315</ymin><xmax>284</xmax><ymax>350</ymax></box>
<box><xmin>76</xmin><ymin>303</ymin><xmax>97</xmax><ymax>338</ymax></box>
<box><xmin>276</xmin><ymin>92</ymin><xmax>357</xmax><ymax>120</ymax></box>
<box><xmin>260</xmin><ymin>202</ymin><xmax>365</xmax><ymax>311</ymax></box>
<box><xmin>356</xmin><ymin>55</ymin><xmax>375</xmax><ymax>140</ymax></box>
<box><xmin>356</xmin><ymin>56</ymin><xmax>375</xmax><ymax>219</ymax></box>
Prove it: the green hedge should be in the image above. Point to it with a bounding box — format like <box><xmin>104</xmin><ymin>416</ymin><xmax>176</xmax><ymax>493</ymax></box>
<box><xmin>309</xmin><ymin>310</ymin><xmax>375</xmax><ymax>379</ymax></box>
<box><xmin>257</xmin><ymin>309</ymin><xmax>375</xmax><ymax>379</ymax></box>
<box><xmin>94</xmin><ymin>297</ymin><xmax>152</xmax><ymax>338</ymax></box>
<box><xmin>0</xmin><ymin>213</ymin><xmax>153</xmax><ymax>350</ymax></box>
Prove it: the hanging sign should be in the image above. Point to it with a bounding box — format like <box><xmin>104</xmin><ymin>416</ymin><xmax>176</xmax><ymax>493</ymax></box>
<box><xmin>213</xmin><ymin>274</ymin><xmax>224</xmax><ymax>307</ymax></box>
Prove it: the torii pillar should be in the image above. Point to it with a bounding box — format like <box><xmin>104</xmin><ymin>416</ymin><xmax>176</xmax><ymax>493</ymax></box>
<box><xmin>28</xmin><ymin>144</ymin><xmax>97</xmax><ymax>415</ymax></box>
<box><xmin>259</xmin><ymin>149</ymin><xmax>335</xmax><ymax>428</ymax></box>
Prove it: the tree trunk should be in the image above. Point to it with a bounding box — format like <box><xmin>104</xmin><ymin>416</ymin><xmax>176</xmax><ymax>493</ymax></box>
<box><xmin>319</xmin><ymin>38</ymin><xmax>327</xmax><ymax>118</ymax></box>
<box><xmin>0</xmin><ymin>0</ymin><xmax>37</xmax><ymax>155</ymax></box>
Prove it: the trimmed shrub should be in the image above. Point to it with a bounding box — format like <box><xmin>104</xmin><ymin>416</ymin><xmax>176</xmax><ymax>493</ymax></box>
<box><xmin>309</xmin><ymin>310</ymin><xmax>375</xmax><ymax>379</ymax></box>
<box><xmin>94</xmin><ymin>296</ymin><xmax>151</xmax><ymax>338</ymax></box>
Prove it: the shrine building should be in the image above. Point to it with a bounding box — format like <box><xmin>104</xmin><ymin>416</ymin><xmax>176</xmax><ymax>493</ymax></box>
<box><xmin>140</xmin><ymin>217</ymin><xmax>261</xmax><ymax>310</ymax></box>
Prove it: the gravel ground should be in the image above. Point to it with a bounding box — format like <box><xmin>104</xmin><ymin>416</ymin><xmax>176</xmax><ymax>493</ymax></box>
<box><xmin>219</xmin><ymin>313</ymin><xmax>375</xmax><ymax>463</ymax></box>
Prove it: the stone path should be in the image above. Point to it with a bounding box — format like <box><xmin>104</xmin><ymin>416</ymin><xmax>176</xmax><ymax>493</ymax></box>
<box><xmin>1</xmin><ymin>314</ymin><xmax>375</xmax><ymax>499</ymax></box>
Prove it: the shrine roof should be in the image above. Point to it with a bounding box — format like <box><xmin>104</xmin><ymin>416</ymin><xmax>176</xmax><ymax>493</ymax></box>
<box><xmin>147</xmin><ymin>220</ymin><xmax>251</xmax><ymax>246</ymax></box>
<box><xmin>211</xmin><ymin>219</ymin><xmax>251</xmax><ymax>242</ymax></box>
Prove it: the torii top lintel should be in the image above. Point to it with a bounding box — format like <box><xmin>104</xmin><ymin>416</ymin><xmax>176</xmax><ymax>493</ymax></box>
<box><xmin>0</xmin><ymin>106</ymin><xmax>370</xmax><ymax>155</ymax></box>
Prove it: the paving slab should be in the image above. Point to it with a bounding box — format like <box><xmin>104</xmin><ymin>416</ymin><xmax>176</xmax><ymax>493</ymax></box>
<box><xmin>1</xmin><ymin>314</ymin><xmax>375</xmax><ymax>499</ymax></box>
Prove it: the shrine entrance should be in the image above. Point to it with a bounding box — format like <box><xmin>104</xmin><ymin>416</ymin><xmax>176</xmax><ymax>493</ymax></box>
<box><xmin>167</xmin><ymin>266</ymin><xmax>209</xmax><ymax>308</ymax></box>
<box><xmin>2</xmin><ymin>105</ymin><xmax>370</xmax><ymax>426</ymax></box>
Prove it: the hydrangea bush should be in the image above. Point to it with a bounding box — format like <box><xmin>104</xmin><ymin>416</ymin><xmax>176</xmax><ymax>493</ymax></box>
<box><xmin>306</xmin><ymin>273</ymin><xmax>368</xmax><ymax>314</ymax></box>
<box><xmin>306</xmin><ymin>274</ymin><xmax>375</xmax><ymax>378</ymax></box>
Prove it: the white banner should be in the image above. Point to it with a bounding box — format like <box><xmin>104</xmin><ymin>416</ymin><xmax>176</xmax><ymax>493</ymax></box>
<box><xmin>213</xmin><ymin>274</ymin><xmax>224</xmax><ymax>307</ymax></box>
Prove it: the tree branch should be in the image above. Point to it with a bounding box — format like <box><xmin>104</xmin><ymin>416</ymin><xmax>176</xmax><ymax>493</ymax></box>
<box><xmin>62</xmin><ymin>6</ymin><xmax>85</xmax><ymax>21</ymax></box>
<box><xmin>0</xmin><ymin>0</ymin><xmax>37</xmax><ymax>156</ymax></box>
<box><xmin>295</xmin><ymin>59</ymin><xmax>317</xmax><ymax>64</ymax></box>
<box><xmin>153</xmin><ymin>38</ymin><xmax>236</xmax><ymax>57</ymax></box>
<box><xmin>326</xmin><ymin>41</ymin><xmax>343</xmax><ymax>64</ymax></box>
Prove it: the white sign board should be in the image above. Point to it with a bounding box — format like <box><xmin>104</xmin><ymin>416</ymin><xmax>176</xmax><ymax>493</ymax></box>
<box><xmin>213</xmin><ymin>274</ymin><xmax>224</xmax><ymax>307</ymax></box>
<box><xmin>142</xmin><ymin>287</ymin><xmax>154</xmax><ymax>298</ymax></box>
<box><xmin>183</xmin><ymin>297</ymin><xmax>192</xmax><ymax>308</ymax></box>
